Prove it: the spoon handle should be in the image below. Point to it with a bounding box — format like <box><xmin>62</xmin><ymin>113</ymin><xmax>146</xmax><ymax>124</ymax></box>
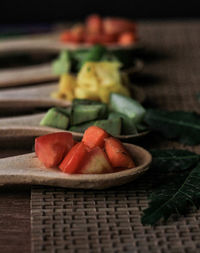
<box><xmin>0</xmin><ymin>126</ymin><xmax>66</xmax><ymax>138</ymax></box>
<box><xmin>0</xmin><ymin>153</ymin><xmax>41</xmax><ymax>186</ymax></box>
<box><xmin>0</xmin><ymin>113</ymin><xmax>45</xmax><ymax>127</ymax></box>
<box><xmin>0</xmin><ymin>64</ymin><xmax>56</xmax><ymax>88</ymax></box>
<box><xmin>0</xmin><ymin>83</ymin><xmax>70</xmax><ymax>110</ymax></box>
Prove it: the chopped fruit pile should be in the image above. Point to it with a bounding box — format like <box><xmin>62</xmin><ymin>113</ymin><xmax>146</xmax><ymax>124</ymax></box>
<box><xmin>60</xmin><ymin>14</ymin><xmax>137</xmax><ymax>46</ymax></box>
<box><xmin>52</xmin><ymin>61</ymin><xmax>130</xmax><ymax>103</ymax></box>
<box><xmin>35</xmin><ymin>126</ymin><xmax>136</xmax><ymax>174</ymax></box>
<box><xmin>40</xmin><ymin>95</ymin><xmax>147</xmax><ymax>136</ymax></box>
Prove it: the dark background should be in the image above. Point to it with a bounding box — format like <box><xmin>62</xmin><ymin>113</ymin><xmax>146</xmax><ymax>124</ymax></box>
<box><xmin>0</xmin><ymin>0</ymin><xmax>200</xmax><ymax>24</ymax></box>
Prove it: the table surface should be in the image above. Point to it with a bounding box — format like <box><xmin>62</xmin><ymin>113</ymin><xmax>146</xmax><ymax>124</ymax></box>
<box><xmin>0</xmin><ymin>150</ymin><xmax>31</xmax><ymax>253</ymax></box>
<box><xmin>0</xmin><ymin>21</ymin><xmax>200</xmax><ymax>253</ymax></box>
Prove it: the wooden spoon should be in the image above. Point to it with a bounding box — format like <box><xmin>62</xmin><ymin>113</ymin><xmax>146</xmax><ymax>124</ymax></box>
<box><xmin>0</xmin><ymin>83</ymin><xmax>145</xmax><ymax>110</ymax></box>
<box><xmin>0</xmin><ymin>83</ymin><xmax>70</xmax><ymax>110</ymax></box>
<box><xmin>0</xmin><ymin>143</ymin><xmax>151</xmax><ymax>189</ymax></box>
<box><xmin>0</xmin><ymin>32</ymin><xmax>140</xmax><ymax>54</ymax></box>
<box><xmin>0</xmin><ymin>59</ymin><xmax>143</xmax><ymax>88</ymax></box>
<box><xmin>0</xmin><ymin>64</ymin><xmax>57</xmax><ymax>88</ymax></box>
<box><xmin>0</xmin><ymin>33</ymin><xmax>61</xmax><ymax>54</ymax></box>
<box><xmin>0</xmin><ymin>113</ymin><xmax>149</xmax><ymax>141</ymax></box>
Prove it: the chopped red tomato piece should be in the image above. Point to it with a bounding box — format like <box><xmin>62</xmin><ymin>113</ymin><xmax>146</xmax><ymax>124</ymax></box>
<box><xmin>60</xmin><ymin>15</ymin><xmax>137</xmax><ymax>45</ymax></box>
<box><xmin>35</xmin><ymin>132</ymin><xmax>74</xmax><ymax>168</ymax></box>
<box><xmin>86</xmin><ymin>14</ymin><xmax>103</xmax><ymax>34</ymax></box>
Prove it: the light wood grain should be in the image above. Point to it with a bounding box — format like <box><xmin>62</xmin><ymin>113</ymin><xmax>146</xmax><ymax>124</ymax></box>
<box><xmin>0</xmin><ymin>34</ymin><xmax>61</xmax><ymax>54</ymax></box>
<box><xmin>0</xmin><ymin>126</ymin><xmax>65</xmax><ymax>137</ymax></box>
<box><xmin>0</xmin><ymin>144</ymin><xmax>151</xmax><ymax>189</ymax></box>
<box><xmin>0</xmin><ymin>64</ymin><xmax>57</xmax><ymax>88</ymax></box>
<box><xmin>0</xmin><ymin>83</ymin><xmax>70</xmax><ymax>109</ymax></box>
<box><xmin>0</xmin><ymin>113</ymin><xmax>45</xmax><ymax>127</ymax></box>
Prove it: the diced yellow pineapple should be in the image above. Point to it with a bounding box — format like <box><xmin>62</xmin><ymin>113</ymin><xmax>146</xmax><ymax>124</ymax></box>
<box><xmin>95</xmin><ymin>62</ymin><xmax>122</xmax><ymax>87</ymax></box>
<box><xmin>74</xmin><ymin>87</ymin><xmax>99</xmax><ymax>101</ymax></box>
<box><xmin>59</xmin><ymin>74</ymin><xmax>77</xmax><ymax>93</ymax></box>
<box><xmin>51</xmin><ymin>74</ymin><xmax>77</xmax><ymax>101</ymax></box>
<box><xmin>77</xmin><ymin>63</ymin><xmax>99</xmax><ymax>88</ymax></box>
<box><xmin>52</xmin><ymin>62</ymin><xmax>131</xmax><ymax>103</ymax></box>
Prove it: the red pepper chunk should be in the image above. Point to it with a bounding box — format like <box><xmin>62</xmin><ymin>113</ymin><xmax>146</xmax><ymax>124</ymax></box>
<box><xmin>59</xmin><ymin>142</ymin><xmax>89</xmax><ymax>173</ymax></box>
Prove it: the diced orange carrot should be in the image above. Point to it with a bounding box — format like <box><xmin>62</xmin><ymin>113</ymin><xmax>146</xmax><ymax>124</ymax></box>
<box><xmin>104</xmin><ymin>137</ymin><xmax>135</xmax><ymax>168</ymax></box>
<box><xmin>82</xmin><ymin>126</ymin><xmax>109</xmax><ymax>149</ymax></box>
<box><xmin>118</xmin><ymin>32</ymin><xmax>136</xmax><ymax>45</ymax></box>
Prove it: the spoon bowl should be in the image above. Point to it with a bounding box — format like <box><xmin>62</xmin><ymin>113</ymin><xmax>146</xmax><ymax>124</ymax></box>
<box><xmin>0</xmin><ymin>111</ymin><xmax>150</xmax><ymax>142</ymax></box>
<box><xmin>0</xmin><ymin>83</ymin><xmax>145</xmax><ymax>111</ymax></box>
<box><xmin>0</xmin><ymin>32</ymin><xmax>141</xmax><ymax>54</ymax></box>
<box><xmin>0</xmin><ymin>143</ymin><xmax>151</xmax><ymax>189</ymax></box>
<box><xmin>0</xmin><ymin>58</ymin><xmax>143</xmax><ymax>88</ymax></box>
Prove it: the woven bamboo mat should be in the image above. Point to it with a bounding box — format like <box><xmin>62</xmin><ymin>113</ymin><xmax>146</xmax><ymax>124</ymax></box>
<box><xmin>31</xmin><ymin>21</ymin><xmax>200</xmax><ymax>253</ymax></box>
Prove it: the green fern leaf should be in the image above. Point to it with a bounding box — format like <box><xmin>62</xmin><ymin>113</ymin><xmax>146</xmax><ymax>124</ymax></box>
<box><xmin>142</xmin><ymin>162</ymin><xmax>200</xmax><ymax>225</ymax></box>
<box><xmin>144</xmin><ymin>109</ymin><xmax>200</xmax><ymax>145</ymax></box>
<box><xmin>150</xmin><ymin>149</ymin><xmax>200</xmax><ymax>172</ymax></box>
